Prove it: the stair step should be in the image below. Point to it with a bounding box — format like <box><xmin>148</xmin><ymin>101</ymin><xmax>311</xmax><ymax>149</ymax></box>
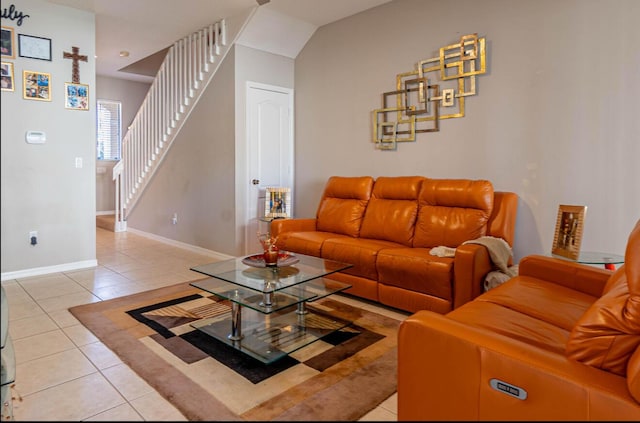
<box><xmin>96</xmin><ymin>214</ymin><xmax>115</xmax><ymax>232</ymax></box>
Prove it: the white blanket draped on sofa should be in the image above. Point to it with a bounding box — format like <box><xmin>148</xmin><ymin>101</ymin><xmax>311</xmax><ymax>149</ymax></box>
<box><xmin>430</xmin><ymin>236</ymin><xmax>518</xmax><ymax>291</ymax></box>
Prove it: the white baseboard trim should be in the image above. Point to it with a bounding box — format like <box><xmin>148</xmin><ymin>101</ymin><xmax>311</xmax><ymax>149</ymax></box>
<box><xmin>96</xmin><ymin>210</ymin><xmax>115</xmax><ymax>216</ymax></box>
<box><xmin>1</xmin><ymin>259</ymin><xmax>98</xmax><ymax>282</ymax></box>
<box><xmin>126</xmin><ymin>227</ymin><xmax>233</xmax><ymax>261</ymax></box>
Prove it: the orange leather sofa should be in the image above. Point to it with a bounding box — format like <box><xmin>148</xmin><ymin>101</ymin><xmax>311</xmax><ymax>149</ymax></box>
<box><xmin>272</xmin><ymin>176</ymin><xmax>518</xmax><ymax>313</ymax></box>
<box><xmin>398</xmin><ymin>219</ymin><xmax>640</xmax><ymax>420</ymax></box>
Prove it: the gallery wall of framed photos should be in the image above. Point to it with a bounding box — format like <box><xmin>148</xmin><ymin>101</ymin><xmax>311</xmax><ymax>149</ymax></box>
<box><xmin>1</xmin><ymin>11</ymin><xmax>90</xmax><ymax>110</ymax></box>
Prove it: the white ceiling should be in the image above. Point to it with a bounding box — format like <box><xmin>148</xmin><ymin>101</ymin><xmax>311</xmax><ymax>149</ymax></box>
<box><xmin>46</xmin><ymin>0</ymin><xmax>392</xmax><ymax>83</ymax></box>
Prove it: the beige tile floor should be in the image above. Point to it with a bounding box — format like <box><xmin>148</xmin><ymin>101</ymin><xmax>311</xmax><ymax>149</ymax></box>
<box><xmin>3</xmin><ymin>227</ymin><xmax>408</xmax><ymax>421</ymax></box>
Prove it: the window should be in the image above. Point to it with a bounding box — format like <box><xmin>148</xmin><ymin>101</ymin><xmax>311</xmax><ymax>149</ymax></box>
<box><xmin>96</xmin><ymin>99</ymin><xmax>121</xmax><ymax>160</ymax></box>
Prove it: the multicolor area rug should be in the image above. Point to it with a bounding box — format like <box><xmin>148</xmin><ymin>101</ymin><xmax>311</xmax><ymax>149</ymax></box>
<box><xmin>68</xmin><ymin>280</ymin><xmax>401</xmax><ymax>421</ymax></box>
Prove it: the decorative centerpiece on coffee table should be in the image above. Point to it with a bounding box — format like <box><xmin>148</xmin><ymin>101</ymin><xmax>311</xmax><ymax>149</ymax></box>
<box><xmin>258</xmin><ymin>232</ymin><xmax>279</xmax><ymax>267</ymax></box>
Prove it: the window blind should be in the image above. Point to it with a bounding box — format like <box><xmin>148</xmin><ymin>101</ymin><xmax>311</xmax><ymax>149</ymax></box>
<box><xmin>96</xmin><ymin>99</ymin><xmax>121</xmax><ymax>160</ymax></box>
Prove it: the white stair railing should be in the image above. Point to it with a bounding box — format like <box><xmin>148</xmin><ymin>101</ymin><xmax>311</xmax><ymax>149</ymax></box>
<box><xmin>112</xmin><ymin>20</ymin><xmax>227</xmax><ymax>232</ymax></box>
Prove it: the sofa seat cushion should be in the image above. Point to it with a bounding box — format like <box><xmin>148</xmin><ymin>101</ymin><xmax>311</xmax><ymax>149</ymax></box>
<box><xmin>477</xmin><ymin>276</ymin><xmax>598</xmax><ymax>331</ymax></box>
<box><xmin>445</xmin><ymin>276</ymin><xmax>598</xmax><ymax>355</ymax></box>
<box><xmin>376</xmin><ymin>248</ymin><xmax>453</xmax><ymax>301</ymax></box>
<box><xmin>279</xmin><ymin>231</ymin><xmax>350</xmax><ymax>257</ymax></box>
<box><xmin>321</xmin><ymin>237</ymin><xmax>403</xmax><ymax>281</ymax></box>
<box><xmin>446</xmin><ymin>300</ymin><xmax>573</xmax><ymax>354</ymax></box>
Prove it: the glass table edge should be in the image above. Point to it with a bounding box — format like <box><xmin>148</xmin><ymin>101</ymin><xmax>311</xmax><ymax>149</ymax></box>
<box><xmin>189</xmin><ymin>255</ymin><xmax>353</xmax><ymax>293</ymax></box>
<box><xmin>189</xmin><ymin>277</ymin><xmax>352</xmax><ymax>314</ymax></box>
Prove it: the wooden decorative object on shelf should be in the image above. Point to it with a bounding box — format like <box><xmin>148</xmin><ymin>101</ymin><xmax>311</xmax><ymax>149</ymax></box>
<box><xmin>552</xmin><ymin>204</ymin><xmax>587</xmax><ymax>260</ymax></box>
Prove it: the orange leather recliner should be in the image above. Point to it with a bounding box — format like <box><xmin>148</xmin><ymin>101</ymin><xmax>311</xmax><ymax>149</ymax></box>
<box><xmin>398</xmin><ymin>219</ymin><xmax>640</xmax><ymax>420</ymax></box>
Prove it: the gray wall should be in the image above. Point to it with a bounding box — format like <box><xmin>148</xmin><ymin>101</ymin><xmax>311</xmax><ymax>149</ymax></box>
<box><xmin>293</xmin><ymin>0</ymin><xmax>640</xmax><ymax>261</ymax></box>
<box><xmin>1</xmin><ymin>0</ymin><xmax>96</xmax><ymax>276</ymax></box>
<box><xmin>125</xmin><ymin>48</ymin><xmax>239</xmax><ymax>254</ymax></box>
<box><xmin>95</xmin><ymin>76</ymin><xmax>150</xmax><ymax>212</ymax></box>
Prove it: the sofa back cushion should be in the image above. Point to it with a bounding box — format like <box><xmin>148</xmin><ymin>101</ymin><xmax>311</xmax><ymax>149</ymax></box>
<box><xmin>359</xmin><ymin>176</ymin><xmax>424</xmax><ymax>246</ymax></box>
<box><xmin>565</xmin><ymin>219</ymin><xmax>640</xmax><ymax>376</ymax></box>
<box><xmin>316</xmin><ymin>176</ymin><xmax>374</xmax><ymax>237</ymax></box>
<box><xmin>413</xmin><ymin>179</ymin><xmax>494</xmax><ymax>248</ymax></box>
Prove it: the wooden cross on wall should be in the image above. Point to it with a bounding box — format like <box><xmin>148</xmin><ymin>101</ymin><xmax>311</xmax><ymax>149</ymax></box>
<box><xmin>63</xmin><ymin>46</ymin><xmax>88</xmax><ymax>83</ymax></box>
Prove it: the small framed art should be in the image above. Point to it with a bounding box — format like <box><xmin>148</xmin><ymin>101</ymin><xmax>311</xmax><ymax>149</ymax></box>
<box><xmin>1</xmin><ymin>62</ymin><xmax>14</xmax><ymax>91</ymax></box>
<box><xmin>264</xmin><ymin>187</ymin><xmax>291</xmax><ymax>218</ymax></box>
<box><xmin>1</xmin><ymin>26</ymin><xmax>15</xmax><ymax>59</ymax></box>
<box><xmin>551</xmin><ymin>204</ymin><xmax>587</xmax><ymax>260</ymax></box>
<box><xmin>23</xmin><ymin>70</ymin><xmax>51</xmax><ymax>101</ymax></box>
<box><xmin>65</xmin><ymin>82</ymin><xmax>89</xmax><ymax>110</ymax></box>
<box><xmin>18</xmin><ymin>34</ymin><xmax>52</xmax><ymax>61</ymax></box>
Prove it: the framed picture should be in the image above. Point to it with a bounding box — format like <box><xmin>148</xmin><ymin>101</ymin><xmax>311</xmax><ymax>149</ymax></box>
<box><xmin>1</xmin><ymin>62</ymin><xmax>14</xmax><ymax>91</ymax></box>
<box><xmin>1</xmin><ymin>26</ymin><xmax>15</xmax><ymax>59</ymax></box>
<box><xmin>551</xmin><ymin>204</ymin><xmax>587</xmax><ymax>260</ymax></box>
<box><xmin>65</xmin><ymin>82</ymin><xmax>89</xmax><ymax>110</ymax></box>
<box><xmin>18</xmin><ymin>34</ymin><xmax>52</xmax><ymax>61</ymax></box>
<box><xmin>23</xmin><ymin>70</ymin><xmax>51</xmax><ymax>101</ymax></box>
<box><xmin>264</xmin><ymin>187</ymin><xmax>291</xmax><ymax>218</ymax></box>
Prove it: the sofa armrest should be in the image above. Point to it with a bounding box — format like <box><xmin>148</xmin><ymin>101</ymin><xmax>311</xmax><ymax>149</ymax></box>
<box><xmin>271</xmin><ymin>218</ymin><xmax>316</xmax><ymax>241</ymax></box>
<box><xmin>453</xmin><ymin>243</ymin><xmax>492</xmax><ymax>308</ymax></box>
<box><xmin>398</xmin><ymin>311</ymin><xmax>639</xmax><ymax>421</ymax></box>
<box><xmin>519</xmin><ymin>255</ymin><xmax>611</xmax><ymax>297</ymax></box>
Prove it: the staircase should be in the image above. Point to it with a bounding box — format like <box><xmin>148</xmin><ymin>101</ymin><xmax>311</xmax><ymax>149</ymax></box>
<box><xmin>111</xmin><ymin>18</ymin><xmax>231</xmax><ymax>232</ymax></box>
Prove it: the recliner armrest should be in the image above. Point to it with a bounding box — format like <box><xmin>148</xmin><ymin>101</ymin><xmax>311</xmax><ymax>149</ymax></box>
<box><xmin>453</xmin><ymin>243</ymin><xmax>493</xmax><ymax>307</ymax></box>
<box><xmin>519</xmin><ymin>255</ymin><xmax>611</xmax><ymax>297</ymax></box>
<box><xmin>271</xmin><ymin>218</ymin><xmax>317</xmax><ymax>245</ymax></box>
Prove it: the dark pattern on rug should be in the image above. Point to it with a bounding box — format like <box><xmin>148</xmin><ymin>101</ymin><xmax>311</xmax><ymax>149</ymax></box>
<box><xmin>126</xmin><ymin>292</ymin><xmax>386</xmax><ymax>384</ymax></box>
<box><xmin>180</xmin><ymin>330</ymin><xmax>299</xmax><ymax>383</ymax></box>
<box><xmin>126</xmin><ymin>294</ymin><xmax>204</xmax><ymax>337</ymax></box>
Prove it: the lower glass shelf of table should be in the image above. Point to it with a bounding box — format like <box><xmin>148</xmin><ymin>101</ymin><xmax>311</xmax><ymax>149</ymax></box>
<box><xmin>189</xmin><ymin>253</ymin><xmax>353</xmax><ymax>364</ymax></box>
<box><xmin>190</xmin><ymin>303</ymin><xmax>351</xmax><ymax>363</ymax></box>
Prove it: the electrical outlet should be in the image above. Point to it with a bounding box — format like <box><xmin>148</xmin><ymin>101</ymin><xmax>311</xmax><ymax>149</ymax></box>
<box><xmin>171</xmin><ymin>213</ymin><xmax>178</xmax><ymax>225</ymax></box>
<box><xmin>29</xmin><ymin>231</ymin><xmax>38</xmax><ymax>246</ymax></box>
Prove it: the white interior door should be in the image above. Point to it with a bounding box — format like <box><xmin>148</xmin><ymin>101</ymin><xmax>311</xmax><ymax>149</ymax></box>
<box><xmin>245</xmin><ymin>82</ymin><xmax>294</xmax><ymax>254</ymax></box>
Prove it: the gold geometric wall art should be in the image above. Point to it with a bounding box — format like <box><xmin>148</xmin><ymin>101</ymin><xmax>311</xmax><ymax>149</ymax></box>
<box><xmin>372</xmin><ymin>33</ymin><xmax>487</xmax><ymax>150</ymax></box>
<box><xmin>372</xmin><ymin>106</ymin><xmax>416</xmax><ymax>150</ymax></box>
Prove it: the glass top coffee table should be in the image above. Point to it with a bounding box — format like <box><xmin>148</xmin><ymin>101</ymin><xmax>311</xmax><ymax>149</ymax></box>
<box><xmin>189</xmin><ymin>253</ymin><xmax>352</xmax><ymax>364</ymax></box>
